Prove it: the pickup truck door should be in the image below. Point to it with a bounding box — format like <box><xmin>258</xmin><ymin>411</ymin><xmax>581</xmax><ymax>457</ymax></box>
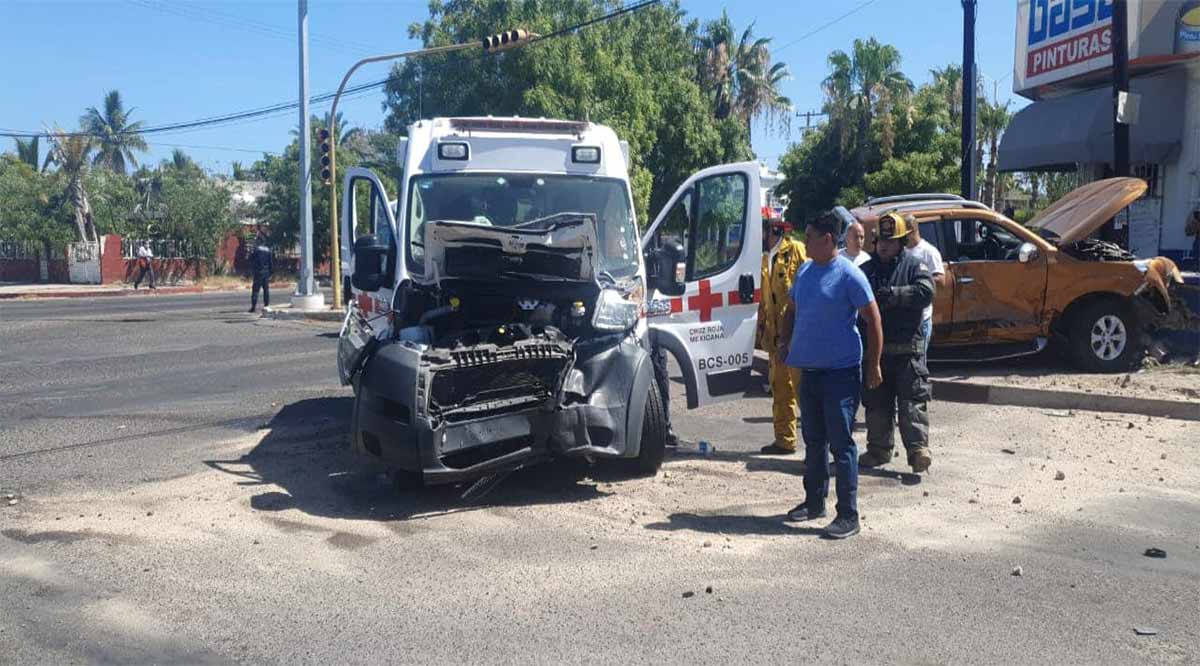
<box><xmin>641</xmin><ymin>162</ymin><xmax>761</xmax><ymax>408</ymax></box>
<box><xmin>336</xmin><ymin>168</ymin><xmax>399</xmax><ymax>386</ymax></box>
<box><xmin>942</xmin><ymin>216</ymin><xmax>1048</xmax><ymax>346</ymax></box>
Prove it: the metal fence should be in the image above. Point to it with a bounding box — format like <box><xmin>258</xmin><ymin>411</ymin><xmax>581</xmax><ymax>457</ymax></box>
<box><xmin>0</xmin><ymin>240</ymin><xmax>40</xmax><ymax>260</ymax></box>
<box><xmin>122</xmin><ymin>238</ymin><xmax>198</xmax><ymax>259</ymax></box>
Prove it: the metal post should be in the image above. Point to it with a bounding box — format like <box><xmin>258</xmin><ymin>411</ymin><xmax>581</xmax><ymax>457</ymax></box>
<box><xmin>1112</xmin><ymin>0</ymin><xmax>1130</xmax><ymax>177</ymax></box>
<box><xmin>292</xmin><ymin>0</ymin><xmax>324</xmax><ymax>310</ymax></box>
<box><xmin>961</xmin><ymin>0</ymin><xmax>978</xmax><ymax>201</ymax></box>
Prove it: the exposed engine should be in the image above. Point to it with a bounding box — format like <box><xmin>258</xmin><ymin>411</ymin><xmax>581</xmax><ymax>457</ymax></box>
<box><xmin>388</xmin><ymin>279</ymin><xmax>604</xmax><ymax>425</ymax></box>
<box><xmin>1059</xmin><ymin>238</ymin><xmax>1137</xmax><ymax>262</ymax></box>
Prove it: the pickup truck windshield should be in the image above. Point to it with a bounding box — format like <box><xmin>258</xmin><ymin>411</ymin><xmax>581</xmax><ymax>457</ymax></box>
<box><xmin>406</xmin><ymin>173</ymin><xmax>639</xmax><ymax>277</ymax></box>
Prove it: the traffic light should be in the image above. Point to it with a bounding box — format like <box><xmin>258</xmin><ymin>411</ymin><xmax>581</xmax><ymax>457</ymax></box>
<box><xmin>318</xmin><ymin>128</ymin><xmax>332</xmax><ymax>185</ymax></box>
<box><xmin>482</xmin><ymin>29</ymin><xmax>536</xmax><ymax>53</ymax></box>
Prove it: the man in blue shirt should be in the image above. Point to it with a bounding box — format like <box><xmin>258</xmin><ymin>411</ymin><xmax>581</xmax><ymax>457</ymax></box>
<box><xmin>774</xmin><ymin>211</ymin><xmax>883</xmax><ymax>539</ymax></box>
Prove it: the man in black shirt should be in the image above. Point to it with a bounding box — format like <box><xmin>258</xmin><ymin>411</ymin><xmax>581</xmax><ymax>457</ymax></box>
<box><xmin>249</xmin><ymin>234</ymin><xmax>273</xmax><ymax>313</ymax></box>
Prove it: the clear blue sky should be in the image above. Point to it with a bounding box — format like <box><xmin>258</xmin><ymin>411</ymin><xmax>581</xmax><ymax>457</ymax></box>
<box><xmin>2</xmin><ymin>0</ymin><xmax>1025</xmax><ymax>176</ymax></box>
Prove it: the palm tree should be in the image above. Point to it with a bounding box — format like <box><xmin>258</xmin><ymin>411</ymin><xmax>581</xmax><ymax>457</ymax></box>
<box><xmin>695</xmin><ymin>14</ymin><xmax>792</xmax><ymax>132</ymax></box>
<box><xmin>823</xmin><ymin>38</ymin><xmax>913</xmax><ymax>177</ymax></box>
<box><xmin>44</xmin><ymin>126</ymin><xmax>96</xmax><ymax>242</ymax></box>
<box><xmin>14</xmin><ymin>137</ymin><xmax>40</xmax><ymax>170</ymax></box>
<box><xmin>81</xmin><ymin>90</ymin><xmax>148</xmax><ymax>175</ymax></box>
<box><xmin>979</xmin><ymin>98</ymin><xmax>1012</xmax><ymax>208</ymax></box>
<box><xmin>929</xmin><ymin>65</ymin><xmax>964</xmax><ymax>127</ymax></box>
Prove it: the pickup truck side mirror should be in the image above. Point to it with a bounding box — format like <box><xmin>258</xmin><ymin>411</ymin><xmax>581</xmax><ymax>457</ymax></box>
<box><xmin>1017</xmin><ymin>242</ymin><xmax>1040</xmax><ymax>264</ymax></box>
<box><xmin>352</xmin><ymin>234</ymin><xmax>389</xmax><ymax>292</ymax></box>
<box><xmin>646</xmin><ymin>241</ymin><xmax>686</xmax><ymax>297</ymax></box>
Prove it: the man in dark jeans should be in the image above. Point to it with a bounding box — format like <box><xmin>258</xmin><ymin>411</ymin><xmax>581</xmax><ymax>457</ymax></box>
<box><xmin>775</xmin><ymin>211</ymin><xmax>883</xmax><ymax>539</ymax></box>
<box><xmin>248</xmin><ymin>235</ymin><xmax>273</xmax><ymax>313</ymax></box>
<box><xmin>859</xmin><ymin>212</ymin><xmax>935</xmax><ymax>473</ymax></box>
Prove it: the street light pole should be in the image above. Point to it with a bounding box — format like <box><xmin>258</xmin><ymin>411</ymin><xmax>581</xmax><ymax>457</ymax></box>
<box><xmin>961</xmin><ymin>0</ymin><xmax>978</xmax><ymax>201</ymax></box>
<box><xmin>291</xmin><ymin>0</ymin><xmax>324</xmax><ymax>310</ymax></box>
<box><xmin>327</xmin><ymin>32</ymin><xmax>534</xmax><ymax>309</ymax></box>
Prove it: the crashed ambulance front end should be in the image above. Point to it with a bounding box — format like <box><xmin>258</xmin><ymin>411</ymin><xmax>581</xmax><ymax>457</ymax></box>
<box><xmin>339</xmin><ymin>142</ymin><xmax>659</xmax><ymax>484</ymax></box>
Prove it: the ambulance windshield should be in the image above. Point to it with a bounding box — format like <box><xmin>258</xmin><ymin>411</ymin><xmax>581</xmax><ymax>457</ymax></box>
<box><xmin>406</xmin><ymin>173</ymin><xmax>638</xmax><ymax>277</ymax></box>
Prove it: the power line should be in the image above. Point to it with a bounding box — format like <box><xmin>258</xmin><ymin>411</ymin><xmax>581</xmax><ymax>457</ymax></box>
<box><xmin>1</xmin><ymin>1</ymin><xmax>664</xmax><ymax>141</ymax></box>
<box><xmin>773</xmin><ymin>0</ymin><xmax>879</xmax><ymax>53</ymax></box>
<box><xmin>126</xmin><ymin>0</ymin><xmax>384</xmax><ymax>57</ymax></box>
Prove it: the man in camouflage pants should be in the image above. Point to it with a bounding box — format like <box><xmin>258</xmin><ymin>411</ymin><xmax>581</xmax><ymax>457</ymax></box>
<box><xmin>858</xmin><ymin>212</ymin><xmax>935</xmax><ymax>474</ymax></box>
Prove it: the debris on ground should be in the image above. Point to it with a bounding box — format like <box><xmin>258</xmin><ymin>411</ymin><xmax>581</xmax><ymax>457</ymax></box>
<box><xmin>705</xmin><ymin>586</ymin><xmax>714</xmax><ymax>594</ymax></box>
<box><xmin>682</xmin><ymin>591</ymin><xmax>695</xmax><ymax>599</ymax></box>
<box><xmin>968</xmin><ymin>498</ymin><xmax>979</xmax><ymax>504</ymax></box>
<box><xmin>1012</xmin><ymin>496</ymin><xmax>1022</xmax><ymax>504</ymax></box>
<box><xmin>1011</xmin><ymin>566</ymin><xmax>1023</xmax><ymax>576</ymax></box>
<box><xmin>1133</xmin><ymin>627</ymin><xmax>1159</xmax><ymax>636</ymax></box>
<box><xmin>6</xmin><ymin>499</ymin><xmax>17</xmax><ymax>506</ymax></box>
<box><xmin>1001</xmin><ymin>448</ymin><xmax>1016</xmax><ymax>455</ymax></box>
<box><xmin>589</xmin><ymin>544</ymin><xmax>598</xmax><ymax>551</ymax></box>
<box><xmin>1055</xmin><ymin>471</ymin><xmax>1066</xmax><ymax>481</ymax></box>
<box><xmin>1143</xmin><ymin>548</ymin><xmax>1167</xmax><ymax>559</ymax></box>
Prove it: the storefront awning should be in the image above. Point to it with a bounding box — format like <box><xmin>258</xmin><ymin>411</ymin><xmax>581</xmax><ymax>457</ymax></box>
<box><xmin>998</xmin><ymin>71</ymin><xmax>1185</xmax><ymax>172</ymax></box>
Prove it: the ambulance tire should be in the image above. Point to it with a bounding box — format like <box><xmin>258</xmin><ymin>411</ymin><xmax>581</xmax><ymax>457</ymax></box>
<box><xmin>628</xmin><ymin>382</ymin><xmax>668</xmax><ymax>476</ymax></box>
<box><xmin>1067</xmin><ymin>298</ymin><xmax>1142</xmax><ymax>373</ymax></box>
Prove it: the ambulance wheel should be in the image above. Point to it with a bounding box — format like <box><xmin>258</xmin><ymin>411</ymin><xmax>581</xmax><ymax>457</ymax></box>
<box><xmin>629</xmin><ymin>383</ymin><xmax>668</xmax><ymax>476</ymax></box>
<box><xmin>1068</xmin><ymin>299</ymin><xmax>1141</xmax><ymax>373</ymax></box>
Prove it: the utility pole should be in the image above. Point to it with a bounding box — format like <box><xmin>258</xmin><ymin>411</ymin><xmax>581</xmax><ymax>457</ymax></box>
<box><xmin>291</xmin><ymin>0</ymin><xmax>324</xmax><ymax>311</ymax></box>
<box><xmin>1112</xmin><ymin>0</ymin><xmax>1130</xmax><ymax>177</ymax></box>
<box><xmin>961</xmin><ymin>0</ymin><xmax>978</xmax><ymax>201</ymax></box>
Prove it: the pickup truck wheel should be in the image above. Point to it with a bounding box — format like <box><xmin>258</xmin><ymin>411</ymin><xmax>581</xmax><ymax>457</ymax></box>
<box><xmin>1068</xmin><ymin>300</ymin><xmax>1141</xmax><ymax>372</ymax></box>
<box><xmin>631</xmin><ymin>381</ymin><xmax>668</xmax><ymax>475</ymax></box>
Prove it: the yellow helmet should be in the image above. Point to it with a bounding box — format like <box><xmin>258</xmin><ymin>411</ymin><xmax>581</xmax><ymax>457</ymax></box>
<box><xmin>878</xmin><ymin>211</ymin><xmax>914</xmax><ymax>240</ymax></box>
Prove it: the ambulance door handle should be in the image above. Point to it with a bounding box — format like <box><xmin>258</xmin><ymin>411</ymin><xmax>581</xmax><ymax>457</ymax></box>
<box><xmin>956</xmin><ymin>276</ymin><xmax>975</xmax><ymax>284</ymax></box>
<box><xmin>737</xmin><ymin>273</ymin><xmax>755</xmax><ymax>304</ymax></box>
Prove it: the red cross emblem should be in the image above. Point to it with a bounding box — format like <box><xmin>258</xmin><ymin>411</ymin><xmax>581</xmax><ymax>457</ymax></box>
<box><xmin>687</xmin><ymin>279</ymin><xmax>723</xmax><ymax>322</ymax></box>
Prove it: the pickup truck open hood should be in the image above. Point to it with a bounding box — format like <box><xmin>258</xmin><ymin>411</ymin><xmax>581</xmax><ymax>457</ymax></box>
<box><xmin>1026</xmin><ymin>177</ymin><xmax>1147</xmax><ymax>245</ymax></box>
<box><xmin>423</xmin><ymin>216</ymin><xmax>598</xmax><ymax>282</ymax></box>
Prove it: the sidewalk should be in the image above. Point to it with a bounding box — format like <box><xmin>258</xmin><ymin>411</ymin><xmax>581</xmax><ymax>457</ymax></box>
<box><xmin>0</xmin><ymin>281</ymin><xmax>293</xmax><ymax>300</ymax></box>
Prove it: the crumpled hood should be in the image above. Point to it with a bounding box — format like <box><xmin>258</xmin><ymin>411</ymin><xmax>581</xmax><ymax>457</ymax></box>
<box><xmin>423</xmin><ymin>216</ymin><xmax>598</xmax><ymax>281</ymax></box>
<box><xmin>1027</xmin><ymin>177</ymin><xmax>1147</xmax><ymax>245</ymax></box>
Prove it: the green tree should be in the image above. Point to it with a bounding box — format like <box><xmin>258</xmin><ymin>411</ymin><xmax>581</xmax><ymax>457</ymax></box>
<box><xmin>0</xmin><ymin>155</ymin><xmax>73</xmax><ymax>249</ymax></box>
<box><xmin>13</xmin><ymin>137</ymin><xmax>40</xmax><ymax>171</ymax></box>
<box><xmin>43</xmin><ymin>126</ymin><xmax>97</xmax><ymax>242</ymax></box>
<box><xmin>81</xmin><ymin>90</ymin><xmax>148</xmax><ymax>175</ymax></box>
<box><xmin>162</xmin><ymin>148</ymin><xmax>203</xmax><ymax>179</ymax></box>
<box><xmin>381</xmin><ymin>0</ymin><xmax>749</xmax><ymax>224</ymax></box>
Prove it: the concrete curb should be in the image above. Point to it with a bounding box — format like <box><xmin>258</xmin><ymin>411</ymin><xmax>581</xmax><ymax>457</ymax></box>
<box><xmin>932</xmin><ymin>379</ymin><xmax>1200</xmax><ymax>422</ymax></box>
<box><xmin>0</xmin><ymin>283</ymin><xmax>293</xmax><ymax>301</ymax></box>
<box><xmin>261</xmin><ymin>304</ymin><xmax>345</xmax><ymax>322</ymax></box>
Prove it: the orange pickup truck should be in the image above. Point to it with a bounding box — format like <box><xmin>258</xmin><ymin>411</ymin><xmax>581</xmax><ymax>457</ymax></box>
<box><xmin>849</xmin><ymin>178</ymin><xmax>1187</xmax><ymax>372</ymax></box>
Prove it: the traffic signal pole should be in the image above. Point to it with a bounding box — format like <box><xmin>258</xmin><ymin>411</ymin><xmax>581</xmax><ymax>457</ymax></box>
<box><xmin>326</xmin><ymin>31</ymin><xmax>536</xmax><ymax>309</ymax></box>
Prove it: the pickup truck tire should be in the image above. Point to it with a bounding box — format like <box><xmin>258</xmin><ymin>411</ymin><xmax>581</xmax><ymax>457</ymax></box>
<box><xmin>627</xmin><ymin>382</ymin><xmax>668</xmax><ymax>476</ymax></box>
<box><xmin>1067</xmin><ymin>299</ymin><xmax>1141</xmax><ymax>373</ymax></box>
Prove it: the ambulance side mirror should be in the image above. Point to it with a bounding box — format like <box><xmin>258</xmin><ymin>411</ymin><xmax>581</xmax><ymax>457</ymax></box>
<box><xmin>351</xmin><ymin>234</ymin><xmax>388</xmax><ymax>292</ymax></box>
<box><xmin>648</xmin><ymin>241</ymin><xmax>686</xmax><ymax>297</ymax></box>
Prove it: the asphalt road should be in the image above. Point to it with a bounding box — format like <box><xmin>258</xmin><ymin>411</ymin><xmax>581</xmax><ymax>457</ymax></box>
<box><xmin>1</xmin><ymin>293</ymin><xmax>1197</xmax><ymax>664</ymax></box>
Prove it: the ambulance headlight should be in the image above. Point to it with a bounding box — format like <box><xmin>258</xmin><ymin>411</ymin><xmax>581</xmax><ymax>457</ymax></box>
<box><xmin>592</xmin><ymin>288</ymin><xmax>640</xmax><ymax>331</ymax></box>
<box><xmin>438</xmin><ymin>142</ymin><xmax>469</xmax><ymax>160</ymax></box>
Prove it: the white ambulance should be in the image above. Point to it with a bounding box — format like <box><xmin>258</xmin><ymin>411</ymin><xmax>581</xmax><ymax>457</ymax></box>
<box><xmin>337</xmin><ymin>116</ymin><xmax>762</xmax><ymax>486</ymax></box>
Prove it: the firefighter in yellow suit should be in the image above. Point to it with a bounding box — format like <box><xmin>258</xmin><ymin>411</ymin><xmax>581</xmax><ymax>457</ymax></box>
<box><xmin>757</xmin><ymin>217</ymin><xmax>807</xmax><ymax>455</ymax></box>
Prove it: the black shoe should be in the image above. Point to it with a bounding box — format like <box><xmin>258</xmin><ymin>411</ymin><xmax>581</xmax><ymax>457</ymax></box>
<box><xmin>824</xmin><ymin>516</ymin><xmax>860</xmax><ymax>539</ymax></box>
<box><xmin>760</xmin><ymin>443</ymin><xmax>796</xmax><ymax>455</ymax></box>
<box><xmin>665</xmin><ymin>430</ymin><xmax>680</xmax><ymax>448</ymax></box>
<box><xmin>248</xmin><ymin>307</ymin><xmax>256</xmax><ymax>313</ymax></box>
<box><xmin>786</xmin><ymin>504</ymin><xmax>827</xmax><ymax>521</ymax></box>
